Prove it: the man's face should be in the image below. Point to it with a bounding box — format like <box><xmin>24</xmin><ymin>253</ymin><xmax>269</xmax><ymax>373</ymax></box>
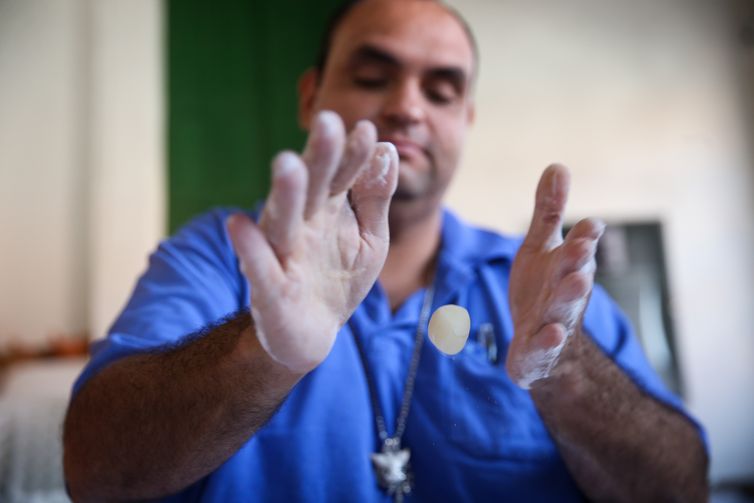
<box><xmin>300</xmin><ymin>0</ymin><xmax>476</xmax><ymax>207</ymax></box>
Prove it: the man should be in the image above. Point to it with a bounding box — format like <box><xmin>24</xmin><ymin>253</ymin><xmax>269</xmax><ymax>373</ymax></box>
<box><xmin>63</xmin><ymin>0</ymin><xmax>708</xmax><ymax>501</ymax></box>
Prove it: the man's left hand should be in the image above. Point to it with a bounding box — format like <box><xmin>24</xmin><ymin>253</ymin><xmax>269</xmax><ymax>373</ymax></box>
<box><xmin>506</xmin><ymin>164</ymin><xmax>605</xmax><ymax>388</ymax></box>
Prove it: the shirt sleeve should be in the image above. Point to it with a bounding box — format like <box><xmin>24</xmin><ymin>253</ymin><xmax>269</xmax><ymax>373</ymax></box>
<box><xmin>583</xmin><ymin>285</ymin><xmax>708</xmax><ymax>450</ymax></box>
<box><xmin>71</xmin><ymin>208</ymin><xmax>248</xmax><ymax>397</ymax></box>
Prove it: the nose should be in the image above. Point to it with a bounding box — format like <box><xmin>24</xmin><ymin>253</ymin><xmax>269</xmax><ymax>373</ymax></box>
<box><xmin>380</xmin><ymin>78</ymin><xmax>426</xmax><ymax>128</ymax></box>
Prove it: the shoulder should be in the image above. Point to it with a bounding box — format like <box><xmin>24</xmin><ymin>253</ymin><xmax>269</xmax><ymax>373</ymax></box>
<box><xmin>168</xmin><ymin>207</ymin><xmax>250</xmax><ymax>253</ymax></box>
<box><xmin>72</xmin><ymin>207</ymin><xmax>259</xmax><ymax>396</ymax></box>
<box><xmin>110</xmin><ymin>206</ymin><xmax>259</xmax><ymax>340</ymax></box>
<box><xmin>154</xmin><ymin>206</ymin><xmax>260</xmax><ymax>272</ymax></box>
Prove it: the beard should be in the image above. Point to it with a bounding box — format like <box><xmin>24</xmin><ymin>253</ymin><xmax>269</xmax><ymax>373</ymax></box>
<box><xmin>391</xmin><ymin>157</ymin><xmax>436</xmax><ymax>201</ymax></box>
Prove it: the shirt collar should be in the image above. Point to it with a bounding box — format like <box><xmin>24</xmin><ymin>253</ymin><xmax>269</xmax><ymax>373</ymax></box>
<box><xmin>431</xmin><ymin>208</ymin><xmax>522</xmax><ymax>305</ymax></box>
<box><xmin>438</xmin><ymin>208</ymin><xmax>522</xmax><ymax>270</ymax></box>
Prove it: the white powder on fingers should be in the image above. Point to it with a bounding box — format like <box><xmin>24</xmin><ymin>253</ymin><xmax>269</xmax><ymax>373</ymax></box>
<box><xmin>360</xmin><ymin>149</ymin><xmax>391</xmax><ymax>190</ymax></box>
<box><xmin>368</xmin><ymin>145</ymin><xmax>393</xmax><ymax>188</ymax></box>
<box><xmin>580</xmin><ymin>256</ymin><xmax>597</xmax><ymax>275</ymax></box>
<box><xmin>376</xmin><ymin>150</ymin><xmax>390</xmax><ymax>180</ymax></box>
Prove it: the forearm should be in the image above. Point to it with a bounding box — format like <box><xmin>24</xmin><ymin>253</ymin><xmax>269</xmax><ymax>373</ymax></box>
<box><xmin>63</xmin><ymin>311</ymin><xmax>302</xmax><ymax>502</ymax></box>
<box><xmin>530</xmin><ymin>329</ymin><xmax>708</xmax><ymax>502</ymax></box>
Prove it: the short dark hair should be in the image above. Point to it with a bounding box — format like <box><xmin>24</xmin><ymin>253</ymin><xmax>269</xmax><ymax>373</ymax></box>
<box><xmin>314</xmin><ymin>0</ymin><xmax>479</xmax><ymax>79</ymax></box>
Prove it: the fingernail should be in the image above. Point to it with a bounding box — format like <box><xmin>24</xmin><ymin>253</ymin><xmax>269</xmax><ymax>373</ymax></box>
<box><xmin>550</xmin><ymin>169</ymin><xmax>559</xmax><ymax>195</ymax></box>
<box><xmin>594</xmin><ymin>219</ymin><xmax>606</xmax><ymax>237</ymax></box>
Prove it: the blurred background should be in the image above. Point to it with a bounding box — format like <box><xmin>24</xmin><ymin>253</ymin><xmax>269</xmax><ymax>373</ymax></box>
<box><xmin>0</xmin><ymin>0</ymin><xmax>752</xmax><ymax>501</ymax></box>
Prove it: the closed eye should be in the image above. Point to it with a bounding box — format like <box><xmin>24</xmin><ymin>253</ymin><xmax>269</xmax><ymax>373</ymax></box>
<box><xmin>424</xmin><ymin>68</ymin><xmax>466</xmax><ymax>105</ymax></box>
<box><xmin>425</xmin><ymin>85</ymin><xmax>455</xmax><ymax>105</ymax></box>
<box><xmin>424</xmin><ymin>80</ymin><xmax>459</xmax><ymax>105</ymax></box>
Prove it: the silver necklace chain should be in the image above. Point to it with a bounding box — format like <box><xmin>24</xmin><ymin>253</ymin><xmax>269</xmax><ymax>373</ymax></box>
<box><xmin>350</xmin><ymin>281</ymin><xmax>436</xmax><ymax>501</ymax></box>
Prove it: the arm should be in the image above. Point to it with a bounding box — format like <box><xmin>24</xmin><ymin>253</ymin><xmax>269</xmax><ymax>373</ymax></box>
<box><xmin>63</xmin><ymin>112</ymin><xmax>400</xmax><ymax>501</ymax></box>
<box><xmin>505</xmin><ymin>164</ymin><xmax>708</xmax><ymax>501</ymax></box>
<box><xmin>530</xmin><ymin>328</ymin><xmax>708</xmax><ymax>502</ymax></box>
<box><xmin>64</xmin><ymin>313</ymin><xmax>300</xmax><ymax>502</ymax></box>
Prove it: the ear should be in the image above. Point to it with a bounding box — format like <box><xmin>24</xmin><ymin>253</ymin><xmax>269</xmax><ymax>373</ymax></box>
<box><xmin>466</xmin><ymin>99</ymin><xmax>476</xmax><ymax>126</ymax></box>
<box><xmin>297</xmin><ymin>68</ymin><xmax>320</xmax><ymax>130</ymax></box>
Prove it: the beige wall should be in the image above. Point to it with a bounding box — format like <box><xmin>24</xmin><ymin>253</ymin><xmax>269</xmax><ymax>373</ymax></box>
<box><xmin>0</xmin><ymin>0</ymin><xmax>90</xmax><ymax>347</ymax></box>
<box><xmin>0</xmin><ymin>0</ymin><xmax>165</xmax><ymax>349</ymax></box>
<box><xmin>86</xmin><ymin>0</ymin><xmax>165</xmax><ymax>342</ymax></box>
<box><xmin>448</xmin><ymin>0</ymin><xmax>754</xmax><ymax>483</ymax></box>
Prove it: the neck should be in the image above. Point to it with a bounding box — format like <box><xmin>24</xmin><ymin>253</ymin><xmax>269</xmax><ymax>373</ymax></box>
<box><xmin>380</xmin><ymin>205</ymin><xmax>443</xmax><ymax>311</ymax></box>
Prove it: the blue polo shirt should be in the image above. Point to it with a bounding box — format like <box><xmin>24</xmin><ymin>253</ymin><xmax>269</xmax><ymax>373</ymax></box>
<box><xmin>72</xmin><ymin>207</ymin><xmax>703</xmax><ymax>502</ymax></box>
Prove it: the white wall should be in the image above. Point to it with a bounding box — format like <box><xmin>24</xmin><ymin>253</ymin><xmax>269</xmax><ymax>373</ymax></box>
<box><xmin>448</xmin><ymin>0</ymin><xmax>754</xmax><ymax>483</ymax></box>
<box><xmin>0</xmin><ymin>0</ymin><xmax>165</xmax><ymax>349</ymax></box>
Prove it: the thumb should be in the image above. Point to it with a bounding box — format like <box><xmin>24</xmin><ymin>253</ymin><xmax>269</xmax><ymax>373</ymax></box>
<box><xmin>522</xmin><ymin>164</ymin><xmax>570</xmax><ymax>251</ymax></box>
<box><xmin>226</xmin><ymin>213</ymin><xmax>283</xmax><ymax>287</ymax></box>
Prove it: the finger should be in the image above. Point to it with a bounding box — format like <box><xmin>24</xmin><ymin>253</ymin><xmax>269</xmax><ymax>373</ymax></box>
<box><xmin>301</xmin><ymin>110</ymin><xmax>346</xmax><ymax>219</ymax></box>
<box><xmin>259</xmin><ymin>152</ymin><xmax>308</xmax><ymax>258</ymax></box>
<box><xmin>557</xmin><ymin>238</ymin><xmax>597</xmax><ymax>277</ymax></box>
<box><xmin>564</xmin><ymin>217</ymin><xmax>605</xmax><ymax>242</ymax></box>
<box><xmin>555</xmin><ymin>271</ymin><xmax>592</xmax><ymax>303</ymax></box>
<box><xmin>227</xmin><ymin>213</ymin><xmax>284</xmax><ymax>287</ymax></box>
<box><xmin>522</xmin><ymin>164</ymin><xmax>571</xmax><ymax>251</ymax></box>
<box><xmin>558</xmin><ymin>218</ymin><xmax>604</xmax><ymax>277</ymax></box>
<box><xmin>329</xmin><ymin>120</ymin><xmax>377</xmax><ymax>197</ymax></box>
<box><xmin>350</xmin><ymin>142</ymin><xmax>399</xmax><ymax>242</ymax></box>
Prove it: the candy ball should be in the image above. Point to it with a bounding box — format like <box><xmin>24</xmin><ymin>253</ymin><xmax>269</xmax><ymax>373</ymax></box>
<box><xmin>428</xmin><ymin>304</ymin><xmax>471</xmax><ymax>355</ymax></box>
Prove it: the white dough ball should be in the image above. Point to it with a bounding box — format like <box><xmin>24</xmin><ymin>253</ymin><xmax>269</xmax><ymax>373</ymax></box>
<box><xmin>428</xmin><ymin>304</ymin><xmax>470</xmax><ymax>355</ymax></box>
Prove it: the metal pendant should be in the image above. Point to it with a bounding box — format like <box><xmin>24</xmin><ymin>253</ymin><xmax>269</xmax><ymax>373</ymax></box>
<box><xmin>371</xmin><ymin>438</ymin><xmax>412</xmax><ymax>502</ymax></box>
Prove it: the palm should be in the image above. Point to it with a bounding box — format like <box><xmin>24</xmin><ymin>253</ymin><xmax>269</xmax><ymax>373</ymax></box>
<box><xmin>506</xmin><ymin>165</ymin><xmax>604</xmax><ymax>389</ymax></box>
<box><xmin>510</xmin><ymin>247</ymin><xmax>561</xmax><ymax>330</ymax></box>
<box><xmin>227</xmin><ymin>112</ymin><xmax>398</xmax><ymax>374</ymax></box>
<box><xmin>261</xmin><ymin>204</ymin><xmax>380</xmax><ymax>329</ymax></box>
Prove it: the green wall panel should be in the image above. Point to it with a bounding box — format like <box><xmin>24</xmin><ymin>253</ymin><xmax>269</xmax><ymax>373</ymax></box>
<box><xmin>168</xmin><ymin>0</ymin><xmax>343</xmax><ymax>232</ymax></box>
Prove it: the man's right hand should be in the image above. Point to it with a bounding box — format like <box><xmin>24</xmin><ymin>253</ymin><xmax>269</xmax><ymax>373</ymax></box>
<box><xmin>227</xmin><ymin>111</ymin><xmax>398</xmax><ymax>374</ymax></box>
